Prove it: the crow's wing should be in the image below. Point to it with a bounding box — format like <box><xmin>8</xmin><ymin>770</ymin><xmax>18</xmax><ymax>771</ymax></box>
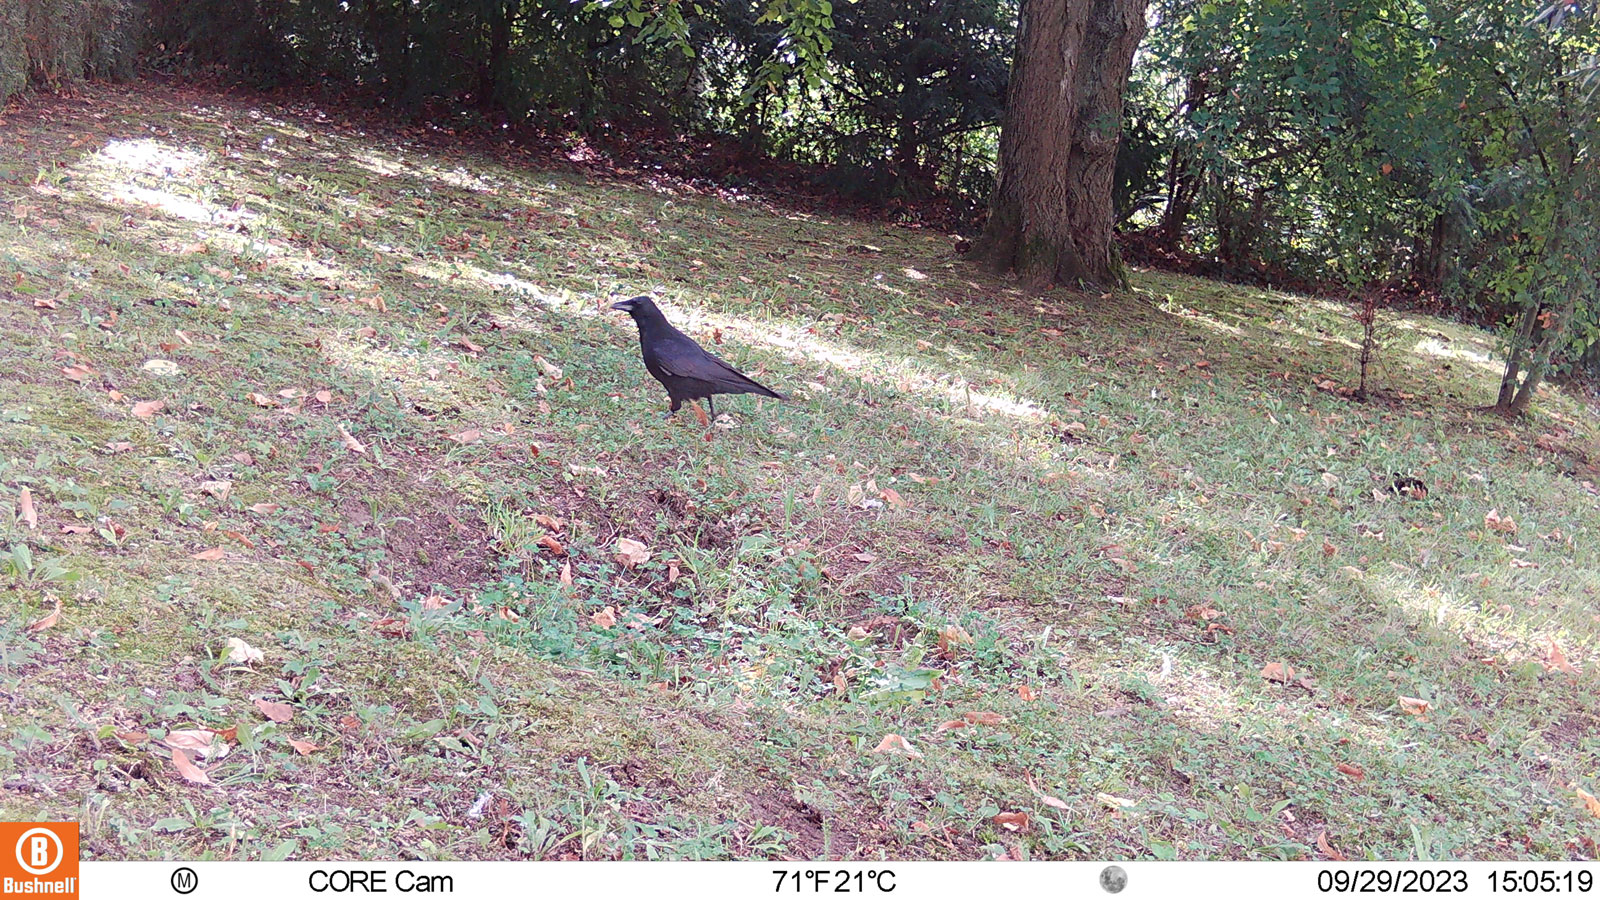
<box><xmin>655</xmin><ymin>340</ymin><xmax>783</xmax><ymax>398</ymax></box>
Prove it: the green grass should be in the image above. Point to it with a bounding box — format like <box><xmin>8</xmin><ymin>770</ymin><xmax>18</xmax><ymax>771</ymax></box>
<box><xmin>1</xmin><ymin>84</ymin><xmax>1598</xmax><ymax>862</ymax></box>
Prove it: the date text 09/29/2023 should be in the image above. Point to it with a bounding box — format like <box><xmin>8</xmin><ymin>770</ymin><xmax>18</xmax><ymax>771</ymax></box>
<box><xmin>1317</xmin><ymin>870</ymin><xmax>1595</xmax><ymax>893</ymax></box>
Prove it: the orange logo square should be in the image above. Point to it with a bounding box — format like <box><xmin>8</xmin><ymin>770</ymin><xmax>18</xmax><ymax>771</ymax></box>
<box><xmin>0</xmin><ymin>823</ymin><xmax>78</xmax><ymax>898</ymax></box>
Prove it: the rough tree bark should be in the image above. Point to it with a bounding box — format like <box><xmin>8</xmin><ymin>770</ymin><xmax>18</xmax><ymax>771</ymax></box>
<box><xmin>972</xmin><ymin>0</ymin><xmax>1150</xmax><ymax>289</ymax></box>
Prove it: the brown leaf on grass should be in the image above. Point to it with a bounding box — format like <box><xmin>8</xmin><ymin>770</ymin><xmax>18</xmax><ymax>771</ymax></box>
<box><xmin>447</xmin><ymin>428</ymin><xmax>482</xmax><ymax>445</ymax></box>
<box><xmin>534</xmin><ymin>355</ymin><xmax>563</xmax><ymax>380</ymax></box>
<box><xmin>246</xmin><ymin>392</ymin><xmax>278</xmax><ymax>408</ymax></box>
<box><xmin>1027</xmin><ymin>777</ymin><xmax>1070</xmax><ymax>810</ymax></box>
<box><xmin>1186</xmin><ymin>604</ymin><xmax>1223</xmax><ymax>621</ymax></box>
<box><xmin>248</xmin><ymin>503</ymin><xmax>281</xmax><ymax>515</ymax></box>
<box><xmin>936</xmin><ymin>624</ymin><xmax>973</xmax><ymax>659</ymax></box>
<box><xmin>1316</xmin><ymin>830</ymin><xmax>1349</xmax><ymax>861</ymax></box>
<box><xmin>456</xmin><ymin>337</ymin><xmax>484</xmax><ymax>354</ymax></box>
<box><xmin>870</xmin><ymin>733</ymin><xmax>923</xmax><ymax>758</ymax></box>
<box><xmin>223</xmin><ymin>637</ymin><xmax>264</xmax><ymax>664</ymax></box>
<box><xmin>1321</xmin><ymin>540</ymin><xmax>1338</xmax><ymax>557</ymax></box>
<box><xmin>1485</xmin><ymin>508</ymin><xmax>1518</xmax><ymax>534</ymax></box>
<box><xmin>992</xmin><ymin>811</ymin><xmax>1030</xmax><ymax>832</ymax></box>
<box><xmin>164</xmin><ymin>730</ymin><xmax>218</xmax><ymax>753</ymax></box>
<box><xmin>934</xmin><ymin>720</ymin><xmax>968</xmax><ymax>733</ymax></box>
<box><xmin>1259</xmin><ymin>662</ymin><xmax>1294</xmax><ymax>683</ymax></box>
<box><xmin>1398</xmin><ymin>696</ymin><xmax>1431</xmax><ymax>716</ymax></box>
<box><xmin>534</xmin><ymin>513</ymin><xmax>563</xmax><ymax>532</ymax></box>
<box><xmin>170</xmin><ymin>748</ymin><xmax>211</xmax><ymax>785</ymax></box>
<box><xmin>59</xmin><ymin>524</ymin><xmax>92</xmax><ymax>534</ymax></box>
<box><xmin>337</xmin><ymin>424</ymin><xmax>367</xmax><ymax>454</ymax></box>
<box><xmin>1096</xmin><ymin>792</ymin><xmax>1137</xmax><ymax>811</ymax></box>
<box><xmin>963</xmin><ymin>711</ymin><xmax>1006</xmax><ymax>726</ymax></box>
<box><xmin>615</xmin><ymin>537</ymin><xmax>650</xmax><ymax>568</ymax></box>
<box><xmin>105</xmin><ymin>441</ymin><xmax>133</xmax><ymax>454</ymax></box>
<box><xmin>254</xmin><ymin>699</ymin><xmax>293</xmax><ymax>723</ymax></box>
<box><xmin>591</xmin><ymin>606</ymin><xmax>617</xmax><ymax>629</ymax></box>
<box><xmin>131</xmin><ymin>400</ymin><xmax>165</xmax><ymax>418</ymax></box>
<box><xmin>18</xmin><ymin>488</ymin><xmax>36</xmax><ymax>530</ymax></box>
<box><xmin>691</xmin><ymin>402</ymin><xmax>710</xmax><ymax>427</ymax></box>
<box><xmin>537</xmin><ymin>534</ymin><xmax>566</xmax><ymax>556</ymax></box>
<box><xmin>199</xmin><ymin>480</ymin><xmax>232</xmax><ymax>502</ymax></box>
<box><xmin>852</xmin><ymin>552</ymin><xmax>877</xmax><ymax>563</ymax></box>
<box><xmin>61</xmin><ymin>364</ymin><xmax>95</xmax><ymax>382</ymax></box>
<box><xmin>1544</xmin><ymin>638</ymin><xmax>1580</xmax><ymax>675</ymax></box>
<box><xmin>1577</xmin><ymin>787</ymin><xmax>1600</xmax><ymax>818</ymax></box>
<box><xmin>223</xmin><ymin>530</ymin><xmax>255</xmax><ymax>549</ymax></box>
<box><xmin>1016</xmin><ymin>685</ymin><xmax>1038</xmax><ymax>701</ymax></box>
<box><xmin>287</xmin><ymin>739</ymin><xmax>321</xmax><ymax>756</ymax></box>
<box><xmin>313</xmin><ymin>390</ymin><xmax>333</xmax><ymax>404</ymax></box>
<box><xmin>880</xmin><ymin>487</ymin><xmax>907</xmax><ymax>509</ymax></box>
<box><xmin>24</xmin><ymin>597</ymin><xmax>61</xmax><ymax>633</ymax></box>
<box><xmin>558</xmin><ymin>559</ymin><xmax>573</xmax><ymax>589</ymax></box>
<box><xmin>113</xmin><ymin>730</ymin><xmax>148</xmax><ymax>744</ymax></box>
<box><xmin>356</xmin><ymin>326</ymin><xmax>377</xmax><ymax>339</ymax></box>
<box><xmin>1335</xmin><ymin>762</ymin><xmax>1365</xmax><ymax>780</ymax></box>
<box><xmin>191</xmin><ymin>547</ymin><xmax>225</xmax><ymax>561</ymax></box>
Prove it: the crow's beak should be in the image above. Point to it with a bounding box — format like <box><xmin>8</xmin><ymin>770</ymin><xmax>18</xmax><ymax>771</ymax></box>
<box><xmin>610</xmin><ymin>300</ymin><xmax>632</xmax><ymax>312</ymax></box>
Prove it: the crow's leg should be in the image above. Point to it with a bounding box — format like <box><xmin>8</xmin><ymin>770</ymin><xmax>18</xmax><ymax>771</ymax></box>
<box><xmin>663</xmin><ymin>397</ymin><xmax>681</xmax><ymax>421</ymax></box>
<box><xmin>707</xmin><ymin>396</ymin><xmax>717</xmax><ymax>421</ymax></box>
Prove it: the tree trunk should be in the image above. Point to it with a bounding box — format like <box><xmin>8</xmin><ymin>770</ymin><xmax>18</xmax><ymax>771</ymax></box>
<box><xmin>478</xmin><ymin>0</ymin><xmax>517</xmax><ymax>111</ymax></box>
<box><xmin>972</xmin><ymin>0</ymin><xmax>1149</xmax><ymax>289</ymax></box>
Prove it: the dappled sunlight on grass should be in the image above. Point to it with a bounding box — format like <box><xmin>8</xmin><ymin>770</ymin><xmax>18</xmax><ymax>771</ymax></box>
<box><xmin>5</xmin><ymin>85</ymin><xmax>1600</xmax><ymax>862</ymax></box>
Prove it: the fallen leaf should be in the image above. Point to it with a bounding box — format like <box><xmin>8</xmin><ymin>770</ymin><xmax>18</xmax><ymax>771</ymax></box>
<box><xmin>104</xmin><ymin>441</ymin><xmax>133</xmax><ymax>454</ymax></box>
<box><xmin>870</xmin><ymin>733</ymin><xmax>923</xmax><ymax>758</ymax></box>
<box><xmin>456</xmin><ymin>337</ymin><xmax>484</xmax><ymax>353</ymax></box>
<box><xmin>1335</xmin><ymin>762</ymin><xmax>1365</xmax><ymax>780</ymax></box>
<box><xmin>1317</xmin><ymin>830</ymin><xmax>1348</xmax><ymax>861</ymax></box>
<box><xmin>615</xmin><ymin>537</ymin><xmax>650</xmax><ymax>568</ymax></box>
<box><xmin>934</xmin><ymin>720</ymin><xmax>968</xmax><ymax>733</ymax></box>
<box><xmin>1398</xmin><ymin>695</ymin><xmax>1431</xmax><ymax>716</ymax></box>
<box><xmin>691</xmin><ymin>402</ymin><xmax>710</xmax><ymax>427</ymax></box>
<box><xmin>18</xmin><ymin>488</ymin><xmax>37</xmax><ymax>529</ymax></box>
<box><xmin>246</xmin><ymin>392</ymin><xmax>278</xmax><ymax>408</ymax></box>
<box><xmin>446</xmin><ymin>428</ymin><xmax>482</xmax><ymax>444</ymax></box>
<box><xmin>170</xmin><ymin>748</ymin><xmax>211</xmax><ymax>785</ymax></box>
<box><xmin>255</xmin><ymin>699</ymin><xmax>294</xmax><ymax>723</ymax></box>
<box><xmin>224</xmin><ymin>637</ymin><xmax>264</xmax><ymax>665</ymax></box>
<box><xmin>287</xmin><ymin>739</ymin><xmax>321</xmax><ymax>756</ymax></box>
<box><xmin>1485</xmin><ymin>508</ymin><xmax>1518</xmax><ymax>534</ymax></box>
<box><xmin>537</xmin><ymin>534</ymin><xmax>566</xmax><ymax>556</ymax></box>
<box><xmin>1027</xmin><ymin>777</ymin><xmax>1070</xmax><ymax>810</ymax></box>
<box><xmin>533</xmin><ymin>513</ymin><xmax>563</xmax><ymax>531</ymax></box>
<box><xmin>534</xmin><ymin>355</ymin><xmax>563</xmax><ymax>380</ymax></box>
<box><xmin>61</xmin><ymin>364</ymin><xmax>95</xmax><ymax>382</ymax></box>
<box><xmin>1016</xmin><ymin>685</ymin><xmax>1038</xmax><ymax>701</ymax></box>
<box><xmin>559</xmin><ymin>559</ymin><xmax>573</xmax><ymax>589</ymax></box>
<box><xmin>591</xmin><ymin>606</ymin><xmax>617</xmax><ymax>629</ymax></box>
<box><xmin>131</xmin><ymin>400</ymin><xmax>165</xmax><ymax>418</ymax></box>
<box><xmin>248</xmin><ymin>503</ymin><xmax>281</xmax><ymax>515</ymax></box>
<box><xmin>199</xmin><ymin>480</ymin><xmax>233</xmax><ymax>502</ymax></box>
<box><xmin>337</xmin><ymin>424</ymin><xmax>367</xmax><ymax>454</ymax></box>
<box><xmin>113</xmin><ymin>730</ymin><xmax>148</xmax><ymax>744</ymax></box>
<box><xmin>1096</xmin><ymin>792</ymin><xmax>1137</xmax><ymax>811</ymax></box>
<box><xmin>1259</xmin><ymin>662</ymin><xmax>1295</xmax><ymax>683</ymax></box>
<box><xmin>314</xmin><ymin>390</ymin><xmax>333</xmax><ymax>404</ymax></box>
<box><xmin>24</xmin><ymin>597</ymin><xmax>61</xmax><ymax>633</ymax></box>
<box><xmin>1544</xmin><ymin>638</ymin><xmax>1579</xmax><ymax>675</ymax></box>
<box><xmin>1577</xmin><ymin>787</ymin><xmax>1600</xmax><ymax>818</ymax></box>
<box><xmin>222</xmin><ymin>530</ymin><xmax>255</xmax><ymax>549</ymax></box>
<box><xmin>164</xmin><ymin>730</ymin><xmax>217</xmax><ymax>753</ymax></box>
<box><xmin>59</xmin><ymin>524</ymin><xmax>92</xmax><ymax>534</ymax></box>
<box><xmin>992</xmin><ymin>811</ymin><xmax>1030</xmax><ymax>832</ymax></box>
<box><xmin>962</xmin><ymin>711</ymin><xmax>1006</xmax><ymax>726</ymax></box>
<box><xmin>880</xmin><ymin>487</ymin><xmax>907</xmax><ymax>509</ymax></box>
<box><xmin>852</xmin><ymin>552</ymin><xmax>877</xmax><ymax>563</ymax></box>
<box><xmin>191</xmin><ymin>547</ymin><xmax>225</xmax><ymax>561</ymax></box>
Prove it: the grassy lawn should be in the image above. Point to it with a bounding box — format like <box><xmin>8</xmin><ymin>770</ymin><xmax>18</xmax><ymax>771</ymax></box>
<box><xmin>2</xmin><ymin>84</ymin><xmax>1598</xmax><ymax>862</ymax></box>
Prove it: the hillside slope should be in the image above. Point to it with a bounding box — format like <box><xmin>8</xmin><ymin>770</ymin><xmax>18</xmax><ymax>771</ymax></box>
<box><xmin>2</xmin><ymin>85</ymin><xmax>1598</xmax><ymax>861</ymax></box>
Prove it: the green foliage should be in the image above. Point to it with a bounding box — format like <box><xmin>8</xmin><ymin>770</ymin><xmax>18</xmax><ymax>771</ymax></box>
<box><xmin>0</xmin><ymin>0</ymin><xmax>135</xmax><ymax>102</ymax></box>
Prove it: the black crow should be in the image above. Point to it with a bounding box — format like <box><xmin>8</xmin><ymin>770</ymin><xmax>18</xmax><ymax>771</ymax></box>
<box><xmin>611</xmin><ymin>295</ymin><xmax>783</xmax><ymax>420</ymax></box>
